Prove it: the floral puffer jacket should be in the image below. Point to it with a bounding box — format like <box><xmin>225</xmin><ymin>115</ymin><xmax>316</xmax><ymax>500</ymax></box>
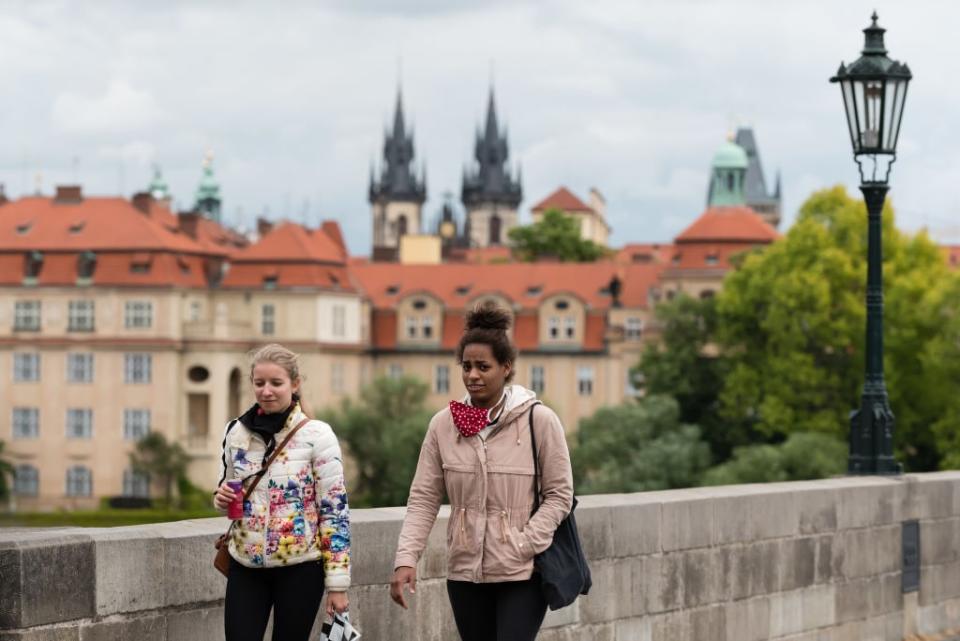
<box><xmin>216</xmin><ymin>404</ymin><xmax>351</xmax><ymax>590</ymax></box>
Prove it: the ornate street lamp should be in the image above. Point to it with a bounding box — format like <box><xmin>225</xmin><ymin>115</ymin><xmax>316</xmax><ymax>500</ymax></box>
<box><xmin>830</xmin><ymin>12</ymin><xmax>911</xmax><ymax>475</ymax></box>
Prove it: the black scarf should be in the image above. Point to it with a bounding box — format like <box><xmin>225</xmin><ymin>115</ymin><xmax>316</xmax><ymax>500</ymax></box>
<box><xmin>238</xmin><ymin>396</ymin><xmax>298</xmax><ymax>461</ymax></box>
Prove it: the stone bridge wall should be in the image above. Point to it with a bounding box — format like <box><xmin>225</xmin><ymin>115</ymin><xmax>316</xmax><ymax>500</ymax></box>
<box><xmin>2</xmin><ymin>473</ymin><xmax>959</xmax><ymax>640</ymax></box>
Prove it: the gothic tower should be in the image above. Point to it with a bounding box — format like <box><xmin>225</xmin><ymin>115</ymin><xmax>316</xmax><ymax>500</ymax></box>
<box><xmin>369</xmin><ymin>89</ymin><xmax>427</xmax><ymax>260</ymax></box>
<box><xmin>461</xmin><ymin>87</ymin><xmax>522</xmax><ymax>247</ymax></box>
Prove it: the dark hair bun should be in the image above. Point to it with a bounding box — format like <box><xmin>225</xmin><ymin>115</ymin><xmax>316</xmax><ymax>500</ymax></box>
<box><xmin>466</xmin><ymin>302</ymin><xmax>511</xmax><ymax>332</ymax></box>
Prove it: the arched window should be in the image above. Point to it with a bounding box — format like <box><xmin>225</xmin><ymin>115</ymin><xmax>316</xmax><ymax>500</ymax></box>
<box><xmin>397</xmin><ymin>215</ymin><xmax>408</xmax><ymax>237</ymax></box>
<box><xmin>489</xmin><ymin>214</ymin><xmax>502</xmax><ymax>246</ymax></box>
<box><xmin>66</xmin><ymin>465</ymin><xmax>92</xmax><ymax>497</ymax></box>
<box><xmin>13</xmin><ymin>464</ymin><xmax>39</xmax><ymax>496</ymax></box>
<box><xmin>228</xmin><ymin>368</ymin><xmax>242</xmax><ymax>418</ymax></box>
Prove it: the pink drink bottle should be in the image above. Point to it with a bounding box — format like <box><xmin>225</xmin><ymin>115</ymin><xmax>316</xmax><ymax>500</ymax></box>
<box><xmin>226</xmin><ymin>479</ymin><xmax>244</xmax><ymax>520</ymax></box>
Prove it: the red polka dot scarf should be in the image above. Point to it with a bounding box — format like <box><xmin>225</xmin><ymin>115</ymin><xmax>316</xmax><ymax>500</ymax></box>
<box><xmin>449</xmin><ymin>401</ymin><xmax>489</xmax><ymax>438</ymax></box>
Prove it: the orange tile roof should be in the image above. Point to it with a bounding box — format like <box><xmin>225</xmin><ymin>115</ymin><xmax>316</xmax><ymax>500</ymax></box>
<box><xmin>350</xmin><ymin>260</ymin><xmax>661</xmax><ymax>312</ymax></box>
<box><xmin>232</xmin><ymin>221</ymin><xmax>346</xmax><ymax>264</ymax></box>
<box><xmin>144</xmin><ymin>199</ymin><xmax>247</xmax><ymax>255</ymax></box>
<box><xmin>446</xmin><ymin>245</ymin><xmax>514</xmax><ymax>264</ymax></box>
<box><xmin>531</xmin><ymin>186</ymin><xmax>592</xmax><ymax>212</ymax></box>
<box><xmin>675</xmin><ymin>206</ymin><xmax>780</xmax><ymax>244</ymax></box>
<box><xmin>614</xmin><ymin>243</ymin><xmax>674</xmax><ymax>265</ymax></box>
<box><xmin>0</xmin><ymin>196</ymin><xmax>224</xmax><ymax>255</ymax></box>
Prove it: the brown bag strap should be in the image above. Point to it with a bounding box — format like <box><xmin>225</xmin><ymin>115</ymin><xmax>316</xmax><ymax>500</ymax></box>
<box><xmin>242</xmin><ymin>416</ymin><xmax>310</xmax><ymax>499</ymax></box>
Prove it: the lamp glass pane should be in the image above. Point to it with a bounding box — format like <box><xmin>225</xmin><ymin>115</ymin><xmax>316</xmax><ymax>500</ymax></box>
<box><xmin>887</xmin><ymin>79</ymin><xmax>908</xmax><ymax>152</ymax></box>
<box><xmin>852</xmin><ymin>78</ymin><xmax>867</xmax><ymax>152</ymax></box>
<box><xmin>841</xmin><ymin>79</ymin><xmax>859</xmax><ymax>152</ymax></box>
<box><xmin>861</xmin><ymin>80</ymin><xmax>883</xmax><ymax>151</ymax></box>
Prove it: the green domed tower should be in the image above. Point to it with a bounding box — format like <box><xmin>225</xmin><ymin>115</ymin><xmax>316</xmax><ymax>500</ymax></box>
<box><xmin>148</xmin><ymin>165</ymin><xmax>171</xmax><ymax>202</ymax></box>
<box><xmin>194</xmin><ymin>151</ymin><xmax>222</xmax><ymax>223</ymax></box>
<box><xmin>706</xmin><ymin>138</ymin><xmax>748</xmax><ymax>207</ymax></box>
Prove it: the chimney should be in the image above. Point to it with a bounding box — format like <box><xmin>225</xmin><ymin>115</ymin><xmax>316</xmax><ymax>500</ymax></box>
<box><xmin>257</xmin><ymin>217</ymin><xmax>274</xmax><ymax>238</ymax></box>
<box><xmin>54</xmin><ymin>185</ymin><xmax>83</xmax><ymax>203</ymax></box>
<box><xmin>178</xmin><ymin>211</ymin><xmax>201</xmax><ymax>239</ymax></box>
<box><xmin>588</xmin><ymin>188</ymin><xmax>606</xmax><ymax>220</ymax></box>
<box><xmin>131</xmin><ymin>192</ymin><xmax>153</xmax><ymax>214</ymax></box>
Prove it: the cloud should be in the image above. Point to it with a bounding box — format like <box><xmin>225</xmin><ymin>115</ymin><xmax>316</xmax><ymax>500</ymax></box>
<box><xmin>97</xmin><ymin>141</ymin><xmax>157</xmax><ymax>166</ymax></box>
<box><xmin>51</xmin><ymin>81</ymin><xmax>165</xmax><ymax>135</ymax></box>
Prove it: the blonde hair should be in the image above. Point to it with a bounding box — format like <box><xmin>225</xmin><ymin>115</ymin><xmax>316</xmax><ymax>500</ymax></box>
<box><xmin>248</xmin><ymin>343</ymin><xmax>312</xmax><ymax>416</ymax></box>
<box><xmin>249</xmin><ymin>343</ymin><xmax>301</xmax><ymax>381</ymax></box>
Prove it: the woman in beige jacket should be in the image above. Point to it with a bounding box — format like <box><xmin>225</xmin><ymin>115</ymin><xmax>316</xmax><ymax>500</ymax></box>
<box><xmin>390</xmin><ymin>303</ymin><xmax>574</xmax><ymax>641</ymax></box>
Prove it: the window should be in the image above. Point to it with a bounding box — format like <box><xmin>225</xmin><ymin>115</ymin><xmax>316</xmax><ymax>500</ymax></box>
<box><xmin>705</xmin><ymin>254</ymin><xmax>719</xmax><ymax>266</ymax></box>
<box><xmin>435</xmin><ymin>365</ymin><xmax>450</xmax><ymax>394</ymax></box>
<box><xmin>331</xmin><ymin>362</ymin><xmax>345</xmax><ymax>394</ymax></box>
<box><xmin>261</xmin><ymin>304</ymin><xmax>275</xmax><ymax>335</ymax></box>
<box><xmin>548</xmin><ymin>317</ymin><xmax>560</xmax><ymax>339</ymax></box>
<box><xmin>124</xmin><ymin>301</ymin><xmax>153</xmax><ymax>329</ymax></box>
<box><xmin>332</xmin><ymin>305</ymin><xmax>346</xmax><ymax>337</ymax></box>
<box><xmin>422</xmin><ymin>316</ymin><xmax>434</xmax><ymax>339</ymax></box>
<box><xmin>66</xmin><ymin>408</ymin><xmax>93</xmax><ymax>439</ymax></box>
<box><xmin>67</xmin><ymin>353</ymin><xmax>94</xmax><ymax>383</ymax></box>
<box><xmin>564</xmin><ymin>317</ymin><xmax>576</xmax><ymax>339</ymax></box>
<box><xmin>13</xmin><ymin>353</ymin><xmax>40</xmax><ymax>382</ymax></box>
<box><xmin>13</xmin><ymin>464</ymin><xmax>39</xmax><ymax>497</ymax></box>
<box><xmin>412</xmin><ymin>299</ymin><xmax>427</xmax><ymax>310</ymax></box>
<box><xmin>14</xmin><ymin>300</ymin><xmax>41</xmax><ymax>331</ymax></box>
<box><xmin>123</xmin><ymin>469</ymin><xmax>150</xmax><ymax>498</ymax></box>
<box><xmin>189</xmin><ymin>300</ymin><xmax>202</xmax><ymax>322</ymax></box>
<box><xmin>405</xmin><ymin>316</ymin><xmax>417</xmax><ymax>339</ymax></box>
<box><xmin>123</xmin><ymin>409</ymin><xmax>151</xmax><ymax>440</ymax></box>
<box><xmin>124</xmin><ymin>353</ymin><xmax>152</xmax><ymax>384</ymax></box>
<box><xmin>66</xmin><ymin>466</ymin><xmax>92</xmax><ymax>497</ymax></box>
<box><xmin>530</xmin><ymin>366</ymin><xmax>545</xmax><ymax>394</ymax></box>
<box><xmin>12</xmin><ymin>408</ymin><xmax>39</xmax><ymax>439</ymax></box>
<box><xmin>68</xmin><ymin>300</ymin><xmax>95</xmax><ymax>331</ymax></box>
<box><xmin>388</xmin><ymin>364</ymin><xmax>403</xmax><ymax>379</ymax></box>
<box><xmin>577</xmin><ymin>366</ymin><xmax>594</xmax><ymax>396</ymax></box>
<box><xmin>625</xmin><ymin>317</ymin><xmax>644</xmax><ymax>341</ymax></box>
<box><xmin>554</xmin><ymin>300</ymin><xmax>570</xmax><ymax>311</ymax></box>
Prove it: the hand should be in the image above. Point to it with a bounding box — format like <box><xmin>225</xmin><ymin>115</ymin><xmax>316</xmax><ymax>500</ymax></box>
<box><xmin>326</xmin><ymin>591</ymin><xmax>349</xmax><ymax>617</ymax></box>
<box><xmin>214</xmin><ymin>483</ymin><xmax>236</xmax><ymax>511</ymax></box>
<box><xmin>390</xmin><ymin>566</ymin><xmax>417</xmax><ymax>609</ymax></box>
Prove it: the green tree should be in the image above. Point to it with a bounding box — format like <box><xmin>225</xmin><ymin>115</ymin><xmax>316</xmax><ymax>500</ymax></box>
<box><xmin>508</xmin><ymin>208</ymin><xmax>606</xmax><ymax>262</ymax></box>
<box><xmin>702</xmin><ymin>432</ymin><xmax>846</xmax><ymax>486</ymax></box>
<box><xmin>634</xmin><ymin>295</ymin><xmax>747</xmax><ymax>461</ymax></box>
<box><xmin>0</xmin><ymin>440</ymin><xmax>14</xmax><ymax>502</ymax></box>
<box><xmin>716</xmin><ymin>186</ymin><xmax>960</xmax><ymax>470</ymax></box>
<box><xmin>572</xmin><ymin>395</ymin><xmax>711</xmax><ymax>493</ymax></box>
<box><xmin>321</xmin><ymin>376</ymin><xmax>434</xmax><ymax>507</ymax></box>
<box><xmin>129</xmin><ymin>432</ymin><xmax>191</xmax><ymax>508</ymax></box>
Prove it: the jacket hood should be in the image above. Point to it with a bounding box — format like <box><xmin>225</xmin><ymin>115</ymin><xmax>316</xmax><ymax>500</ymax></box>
<box><xmin>461</xmin><ymin>384</ymin><xmax>539</xmax><ymax>427</ymax></box>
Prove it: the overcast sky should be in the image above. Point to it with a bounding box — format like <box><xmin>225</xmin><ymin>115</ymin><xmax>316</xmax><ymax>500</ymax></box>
<box><xmin>1</xmin><ymin>1</ymin><xmax>958</xmax><ymax>254</ymax></box>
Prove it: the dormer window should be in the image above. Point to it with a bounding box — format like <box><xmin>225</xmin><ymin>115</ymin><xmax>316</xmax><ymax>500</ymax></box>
<box><xmin>672</xmin><ymin>254</ymin><xmax>681</xmax><ymax>265</ymax></box>
<box><xmin>705</xmin><ymin>254</ymin><xmax>719</xmax><ymax>266</ymax></box>
<box><xmin>422</xmin><ymin>315</ymin><xmax>434</xmax><ymax>339</ymax></box>
<box><xmin>412</xmin><ymin>299</ymin><xmax>427</xmax><ymax>310</ymax></box>
<box><xmin>23</xmin><ymin>251</ymin><xmax>43</xmax><ymax>282</ymax></box>
<box><xmin>564</xmin><ymin>317</ymin><xmax>576</xmax><ymax>339</ymax></box>
<box><xmin>455</xmin><ymin>285</ymin><xmax>471</xmax><ymax>296</ymax></box>
<box><xmin>526</xmin><ymin>286</ymin><xmax>543</xmax><ymax>297</ymax></box>
<box><xmin>548</xmin><ymin>317</ymin><xmax>560</xmax><ymax>339</ymax></box>
<box><xmin>328</xmin><ymin>272</ymin><xmax>340</xmax><ymax>286</ymax></box>
<box><xmin>406</xmin><ymin>316</ymin><xmax>417</xmax><ymax>339</ymax></box>
<box><xmin>16</xmin><ymin>222</ymin><xmax>31</xmax><ymax>235</ymax></box>
<box><xmin>77</xmin><ymin>251</ymin><xmax>96</xmax><ymax>283</ymax></box>
<box><xmin>130</xmin><ymin>253</ymin><xmax>152</xmax><ymax>274</ymax></box>
<box><xmin>386</xmin><ymin>285</ymin><xmax>400</xmax><ymax>296</ymax></box>
<box><xmin>263</xmin><ymin>276</ymin><xmax>278</xmax><ymax>290</ymax></box>
<box><xmin>554</xmin><ymin>300</ymin><xmax>569</xmax><ymax>311</ymax></box>
<box><xmin>68</xmin><ymin>221</ymin><xmax>85</xmax><ymax>234</ymax></box>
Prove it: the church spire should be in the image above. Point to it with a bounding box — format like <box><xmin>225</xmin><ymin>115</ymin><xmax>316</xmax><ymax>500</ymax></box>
<box><xmin>462</xmin><ymin>85</ymin><xmax>522</xmax><ymax>209</ymax></box>
<box><xmin>194</xmin><ymin>150</ymin><xmax>222</xmax><ymax>223</ymax></box>
<box><xmin>369</xmin><ymin>87</ymin><xmax>426</xmax><ymax>204</ymax></box>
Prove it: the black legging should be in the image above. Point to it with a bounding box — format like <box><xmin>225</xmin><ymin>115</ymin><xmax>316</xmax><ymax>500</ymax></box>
<box><xmin>224</xmin><ymin>558</ymin><xmax>325</xmax><ymax>641</ymax></box>
<box><xmin>447</xmin><ymin>578</ymin><xmax>548</xmax><ymax>641</ymax></box>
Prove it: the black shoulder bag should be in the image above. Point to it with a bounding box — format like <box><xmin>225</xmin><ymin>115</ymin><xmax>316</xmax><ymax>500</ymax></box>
<box><xmin>529</xmin><ymin>404</ymin><xmax>592</xmax><ymax>610</ymax></box>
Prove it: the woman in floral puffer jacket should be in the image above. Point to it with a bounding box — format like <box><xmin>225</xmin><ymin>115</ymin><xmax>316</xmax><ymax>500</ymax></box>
<box><xmin>214</xmin><ymin>344</ymin><xmax>350</xmax><ymax>641</ymax></box>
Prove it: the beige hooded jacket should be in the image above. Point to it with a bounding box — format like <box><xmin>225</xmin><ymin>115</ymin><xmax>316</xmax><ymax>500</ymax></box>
<box><xmin>394</xmin><ymin>385</ymin><xmax>574</xmax><ymax>583</ymax></box>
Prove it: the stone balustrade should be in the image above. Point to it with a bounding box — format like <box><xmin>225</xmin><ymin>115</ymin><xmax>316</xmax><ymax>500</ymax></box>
<box><xmin>2</xmin><ymin>473</ymin><xmax>959</xmax><ymax>640</ymax></box>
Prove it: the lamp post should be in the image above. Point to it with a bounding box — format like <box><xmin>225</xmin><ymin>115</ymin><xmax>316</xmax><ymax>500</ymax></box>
<box><xmin>830</xmin><ymin>12</ymin><xmax>911</xmax><ymax>475</ymax></box>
